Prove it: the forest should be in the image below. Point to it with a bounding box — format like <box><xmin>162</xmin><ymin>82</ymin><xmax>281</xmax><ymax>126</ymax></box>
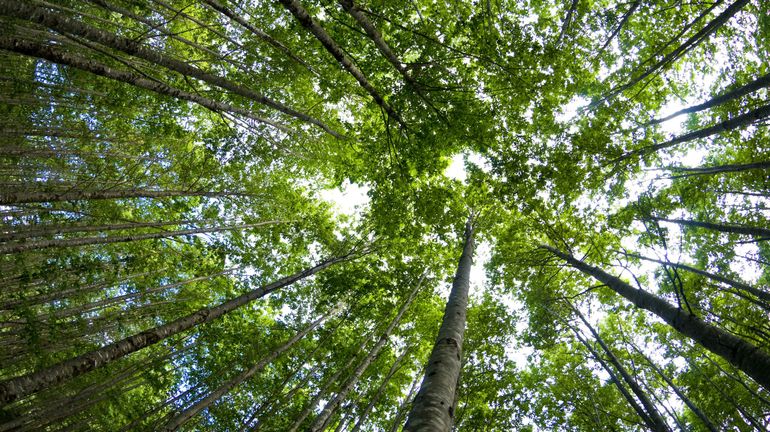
<box><xmin>0</xmin><ymin>0</ymin><xmax>768</xmax><ymax>430</ymax></box>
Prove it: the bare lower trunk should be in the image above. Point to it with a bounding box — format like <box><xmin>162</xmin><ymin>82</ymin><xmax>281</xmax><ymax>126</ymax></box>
<box><xmin>0</xmin><ymin>253</ymin><xmax>353</xmax><ymax>404</ymax></box>
<box><xmin>404</xmin><ymin>217</ymin><xmax>475</xmax><ymax>431</ymax></box>
<box><xmin>542</xmin><ymin>245</ymin><xmax>770</xmax><ymax>391</ymax></box>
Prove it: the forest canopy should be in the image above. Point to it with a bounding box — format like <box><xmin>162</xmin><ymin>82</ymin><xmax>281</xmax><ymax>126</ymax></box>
<box><xmin>0</xmin><ymin>0</ymin><xmax>769</xmax><ymax>430</ymax></box>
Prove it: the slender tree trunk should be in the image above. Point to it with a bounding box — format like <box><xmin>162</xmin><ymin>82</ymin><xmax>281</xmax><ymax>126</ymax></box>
<box><xmin>164</xmin><ymin>306</ymin><xmax>337</xmax><ymax>431</ymax></box>
<box><xmin>0</xmin><ymin>221</ymin><xmax>287</xmax><ymax>254</ymax></box>
<box><xmin>594</xmin><ymin>0</ymin><xmax>639</xmax><ymax>57</ymax></box>
<box><xmin>277</xmin><ymin>0</ymin><xmax>405</xmax><ymax>128</ymax></box>
<box><xmin>0</xmin><ymin>1</ymin><xmax>341</xmax><ymax>138</ymax></box>
<box><xmin>627</xmin><ymin>341</ymin><xmax>719</xmax><ymax>432</ymax></box>
<box><xmin>566</xmin><ymin>321</ymin><xmax>656</xmax><ymax>431</ymax></box>
<box><xmin>389</xmin><ymin>372</ymin><xmax>422</xmax><ymax>432</ymax></box>
<box><xmin>618</xmin><ymin>251</ymin><xmax>770</xmax><ymax>304</ymax></box>
<box><xmin>647</xmin><ymin>72</ymin><xmax>770</xmax><ymax>125</ymax></box>
<box><xmin>0</xmin><ymin>253</ymin><xmax>354</xmax><ymax>404</ymax></box>
<box><xmin>404</xmin><ymin>217</ymin><xmax>475</xmax><ymax>431</ymax></box>
<box><xmin>542</xmin><ymin>245</ymin><xmax>770</xmax><ymax>391</ymax></box>
<box><xmin>570</xmin><ymin>304</ymin><xmax>670</xmax><ymax>432</ymax></box>
<box><xmin>0</xmin><ymin>187</ymin><xmax>250</xmax><ymax>205</ymax></box>
<box><xmin>556</xmin><ymin>0</ymin><xmax>580</xmax><ymax>45</ymax></box>
<box><xmin>311</xmin><ymin>276</ymin><xmax>423</xmax><ymax>431</ymax></box>
<box><xmin>0</xmin><ymin>36</ymin><xmax>292</xmax><ymax>133</ymax></box>
<box><xmin>665</xmin><ymin>160</ymin><xmax>770</xmax><ymax>178</ymax></box>
<box><xmin>597</xmin><ymin>0</ymin><xmax>747</xmax><ymax>106</ymax></box>
<box><xmin>0</xmin><ymin>219</ymin><xmax>198</xmax><ymax>242</ymax></box>
<box><xmin>651</xmin><ymin>217</ymin><xmax>770</xmax><ymax>239</ymax></box>
<box><xmin>614</xmin><ymin>102</ymin><xmax>770</xmax><ymax>163</ymax></box>
<box><xmin>350</xmin><ymin>346</ymin><xmax>410</xmax><ymax>432</ymax></box>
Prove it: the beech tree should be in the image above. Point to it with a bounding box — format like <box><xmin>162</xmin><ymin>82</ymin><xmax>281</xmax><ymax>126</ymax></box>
<box><xmin>1</xmin><ymin>0</ymin><xmax>769</xmax><ymax>431</ymax></box>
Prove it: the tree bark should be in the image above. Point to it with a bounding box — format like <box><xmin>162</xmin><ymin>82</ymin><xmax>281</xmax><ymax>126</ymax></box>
<box><xmin>0</xmin><ymin>188</ymin><xmax>249</xmax><ymax>205</ymax></box>
<box><xmin>0</xmin><ymin>36</ymin><xmax>293</xmax><ymax>134</ymax></box>
<box><xmin>0</xmin><ymin>1</ymin><xmax>342</xmax><ymax>138</ymax></box>
<box><xmin>0</xmin><ymin>220</ymin><xmax>197</xmax><ymax>242</ymax></box>
<box><xmin>651</xmin><ymin>216</ymin><xmax>770</xmax><ymax>239</ymax></box>
<box><xmin>310</xmin><ymin>276</ymin><xmax>422</xmax><ymax>431</ymax></box>
<box><xmin>571</xmin><ymin>305</ymin><xmax>670</xmax><ymax>432</ymax></box>
<box><xmin>0</xmin><ymin>221</ymin><xmax>287</xmax><ymax>254</ymax></box>
<box><xmin>277</xmin><ymin>0</ymin><xmax>405</xmax><ymax>129</ymax></box>
<box><xmin>350</xmin><ymin>346</ymin><xmax>409</xmax><ymax>432</ymax></box>
<box><xmin>618</xmin><ymin>251</ymin><xmax>770</xmax><ymax>304</ymax></box>
<box><xmin>0</xmin><ymin>253</ymin><xmax>353</xmax><ymax>404</ymax></box>
<box><xmin>664</xmin><ymin>160</ymin><xmax>770</xmax><ymax>178</ymax></box>
<box><xmin>404</xmin><ymin>217</ymin><xmax>475</xmax><ymax>432</ymax></box>
<box><xmin>594</xmin><ymin>0</ymin><xmax>639</xmax><ymax>57</ymax></box>
<box><xmin>163</xmin><ymin>306</ymin><xmax>337</xmax><ymax>431</ymax></box>
<box><xmin>627</xmin><ymin>341</ymin><xmax>719</xmax><ymax>432</ymax></box>
<box><xmin>647</xmin><ymin>72</ymin><xmax>770</xmax><ymax>125</ymax></box>
<box><xmin>542</xmin><ymin>244</ymin><xmax>770</xmax><ymax>391</ymax></box>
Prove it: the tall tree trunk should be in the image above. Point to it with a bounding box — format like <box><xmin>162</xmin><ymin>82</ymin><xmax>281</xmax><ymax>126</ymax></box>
<box><xmin>350</xmin><ymin>346</ymin><xmax>410</xmax><ymax>432</ymax></box>
<box><xmin>570</xmin><ymin>304</ymin><xmax>670</xmax><ymax>432</ymax></box>
<box><xmin>404</xmin><ymin>217</ymin><xmax>475</xmax><ymax>432</ymax></box>
<box><xmin>0</xmin><ymin>37</ymin><xmax>292</xmax><ymax>133</ymax></box>
<box><xmin>618</xmin><ymin>251</ymin><xmax>770</xmax><ymax>305</ymax></box>
<box><xmin>0</xmin><ymin>1</ymin><xmax>342</xmax><ymax>138</ymax></box>
<box><xmin>556</xmin><ymin>0</ymin><xmax>580</xmax><ymax>45</ymax></box>
<box><xmin>277</xmin><ymin>0</ymin><xmax>405</xmax><ymax>128</ymax></box>
<box><xmin>647</xmin><ymin>72</ymin><xmax>770</xmax><ymax>125</ymax></box>
<box><xmin>0</xmin><ymin>188</ymin><xmax>249</xmax><ymax>205</ymax></box>
<box><xmin>665</xmin><ymin>160</ymin><xmax>770</xmax><ymax>178</ymax></box>
<box><xmin>614</xmin><ymin>102</ymin><xmax>770</xmax><ymax>163</ymax></box>
<box><xmin>0</xmin><ymin>221</ymin><xmax>287</xmax><ymax>254</ymax></box>
<box><xmin>542</xmin><ymin>245</ymin><xmax>770</xmax><ymax>391</ymax></box>
<box><xmin>627</xmin><ymin>341</ymin><xmax>719</xmax><ymax>432</ymax></box>
<box><xmin>310</xmin><ymin>276</ymin><xmax>423</xmax><ymax>431</ymax></box>
<box><xmin>565</xmin><ymin>320</ymin><xmax>656</xmax><ymax>430</ymax></box>
<box><xmin>0</xmin><ymin>219</ymin><xmax>199</xmax><ymax>242</ymax></box>
<box><xmin>651</xmin><ymin>217</ymin><xmax>770</xmax><ymax>239</ymax></box>
<box><xmin>594</xmin><ymin>0</ymin><xmax>639</xmax><ymax>57</ymax></box>
<box><xmin>0</xmin><ymin>253</ymin><xmax>354</xmax><ymax>404</ymax></box>
<box><xmin>163</xmin><ymin>306</ymin><xmax>337</xmax><ymax>431</ymax></box>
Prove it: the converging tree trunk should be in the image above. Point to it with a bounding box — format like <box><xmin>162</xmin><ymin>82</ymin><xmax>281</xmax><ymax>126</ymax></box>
<box><xmin>404</xmin><ymin>216</ymin><xmax>475</xmax><ymax>431</ymax></box>
<box><xmin>350</xmin><ymin>346</ymin><xmax>410</xmax><ymax>432</ymax></box>
<box><xmin>0</xmin><ymin>253</ymin><xmax>354</xmax><ymax>404</ymax></box>
<box><xmin>651</xmin><ymin>216</ymin><xmax>770</xmax><ymax>239</ymax></box>
<box><xmin>542</xmin><ymin>245</ymin><xmax>770</xmax><ymax>391</ymax></box>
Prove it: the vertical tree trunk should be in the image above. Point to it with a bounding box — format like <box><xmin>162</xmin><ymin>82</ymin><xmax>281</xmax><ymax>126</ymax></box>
<box><xmin>0</xmin><ymin>188</ymin><xmax>250</xmax><ymax>205</ymax></box>
<box><xmin>542</xmin><ymin>245</ymin><xmax>770</xmax><ymax>391</ymax></box>
<box><xmin>0</xmin><ymin>253</ymin><xmax>353</xmax><ymax>404</ymax></box>
<box><xmin>404</xmin><ymin>217</ymin><xmax>475</xmax><ymax>431</ymax></box>
<box><xmin>310</xmin><ymin>275</ymin><xmax>423</xmax><ymax>431</ymax></box>
<box><xmin>164</xmin><ymin>306</ymin><xmax>337</xmax><ymax>430</ymax></box>
<box><xmin>350</xmin><ymin>346</ymin><xmax>410</xmax><ymax>432</ymax></box>
<box><xmin>570</xmin><ymin>304</ymin><xmax>670</xmax><ymax>432</ymax></box>
<box><xmin>651</xmin><ymin>217</ymin><xmax>770</xmax><ymax>239</ymax></box>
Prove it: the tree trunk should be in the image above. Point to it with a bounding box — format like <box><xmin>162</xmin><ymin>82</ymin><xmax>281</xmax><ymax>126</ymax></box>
<box><xmin>0</xmin><ymin>36</ymin><xmax>292</xmax><ymax>133</ymax></box>
<box><xmin>594</xmin><ymin>0</ymin><xmax>639</xmax><ymax>56</ymax></box>
<box><xmin>0</xmin><ymin>221</ymin><xmax>287</xmax><ymax>254</ymax></box>
<box><xmin>647</xmin><ymin>72</ymin><xmax>770</xmax><ymax>125</ymax></box>
<box><xmin>310</xmin><ymin>275</ymin><xmax>423</xmax><ymax>431</ymax></box>
<box><xmin>618</xmin><ymin>251</ymin><xmax>770</xmax><ymax>305</ymax></box>
<box><xmin>0</xmin><ymin>1</ymin><xmax>341</xmax><ymax>138</ymax></box>
<box><xmin>403</xmin><ymin>217</ymin><xmax>475</xmax><ymax>432</ymax></box>
<box><xmin>277</xmin><ymin>0</ymin><xmax>405</xmax><ymax>128</ymax></box>
<box><xmin>665</xmin><ymin>160</ymin><xmax>770</xmax><ymax>178</ymax></box>
<box><xmin>542</xmin><ymin>245</ymin><xmax>770</xmax><ymax>391</ymax></box>
<box><xmin>350</xmin><ymin>346</ymin><xmax>410</xmax><ymax>432</ymax></box>
<box><xmin>651</xmin><ymin>217</ymin><xmax>770</xmax><ymax>239</ymax></box>
<box><xmin>0</xmin><ymin>253</ymin><xmax>353</xmax><ymax>404</ymax></box>
<box><xmin>0</xmin><ymin>219</ymin><xmax>198</xmax><ymax>242</ymax></box>
<box><xmin>570</xmin><ymin>304</ymin><xmax>670</xmax><ymax>432</ymax></box>
<box><xmin>0</xmin><ymin>188</ymin><xmax>249</xmax><ymax>205</ymax></box>
<box><xmin>627</xmin><ymin>341</ymin><xmax>718</xmax><ymax>432</ymax></box>
<box><xmin>163</xmin><ymin>306</ymin><xmax>337</xmax><ymax>431</ymax></box>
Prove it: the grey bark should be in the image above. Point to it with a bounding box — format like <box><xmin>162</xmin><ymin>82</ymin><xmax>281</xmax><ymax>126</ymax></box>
<box><xmin>163</xmin><ymin>307</ymin><xmax>336</xmax><ymax>430</ymax></box>
<box><xmin>651</xmin><ymin>217</ymin><xmax>770</xmax><ymax>239</ymax></box>
<box><xmin>664</xmin><ymin>161</ymin><xmax>770</xmax><ymax>178</ymax></box>
<box><xmin>0</xmin><ymin>253</ymin><xmax>353</xmax><ymax>404</ymax></box>
<box><xmin>647</xmin><ymin>72</ymin><xmax>770</xmax><ymax>125</ymax></box>
<box><xmin>310</xmin><ymin>276</ymin><xmax>422</xmax><ymax>431</ymax></box>
<box><xmin>0</xmin><ymin>1</ymin><xmax>342</xmax><ymax>138</ymax></box>
<box><xmin>277</xmin><ymin>0</ymin><xmax>405</xmax><ymax>129</ymax></box>
<box><xmin>542</xmin><ymin>244</ymin><xmax>770</xmax><ymax>391</ymax></box>
<box><xmin>350</xmin><ymin>346</ymin><xmax>410</xmax><ymax>432</ymax></box>
<box><xmin>0</xmin><ymin>220</ymin><xmax>196</xmax><ymax>242</ymax></box>
<box><xmin>0</xmin><ymin>188</ymin><xmax>249</xmax><ymax>205</ymax></box>
<box><xmin>404</xmin><ymin>217</ymin><xmax>475</xmax><ymax>432</ymax></box>
<box><xmin>571</xmin><ymin>305</ymin><xmax>671</xmax><ymax>432</ymax></box>
<box><xmin>0</xmin><ymin>221</ymin><xmax>287</xmax><ymax>254</ymax></box>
